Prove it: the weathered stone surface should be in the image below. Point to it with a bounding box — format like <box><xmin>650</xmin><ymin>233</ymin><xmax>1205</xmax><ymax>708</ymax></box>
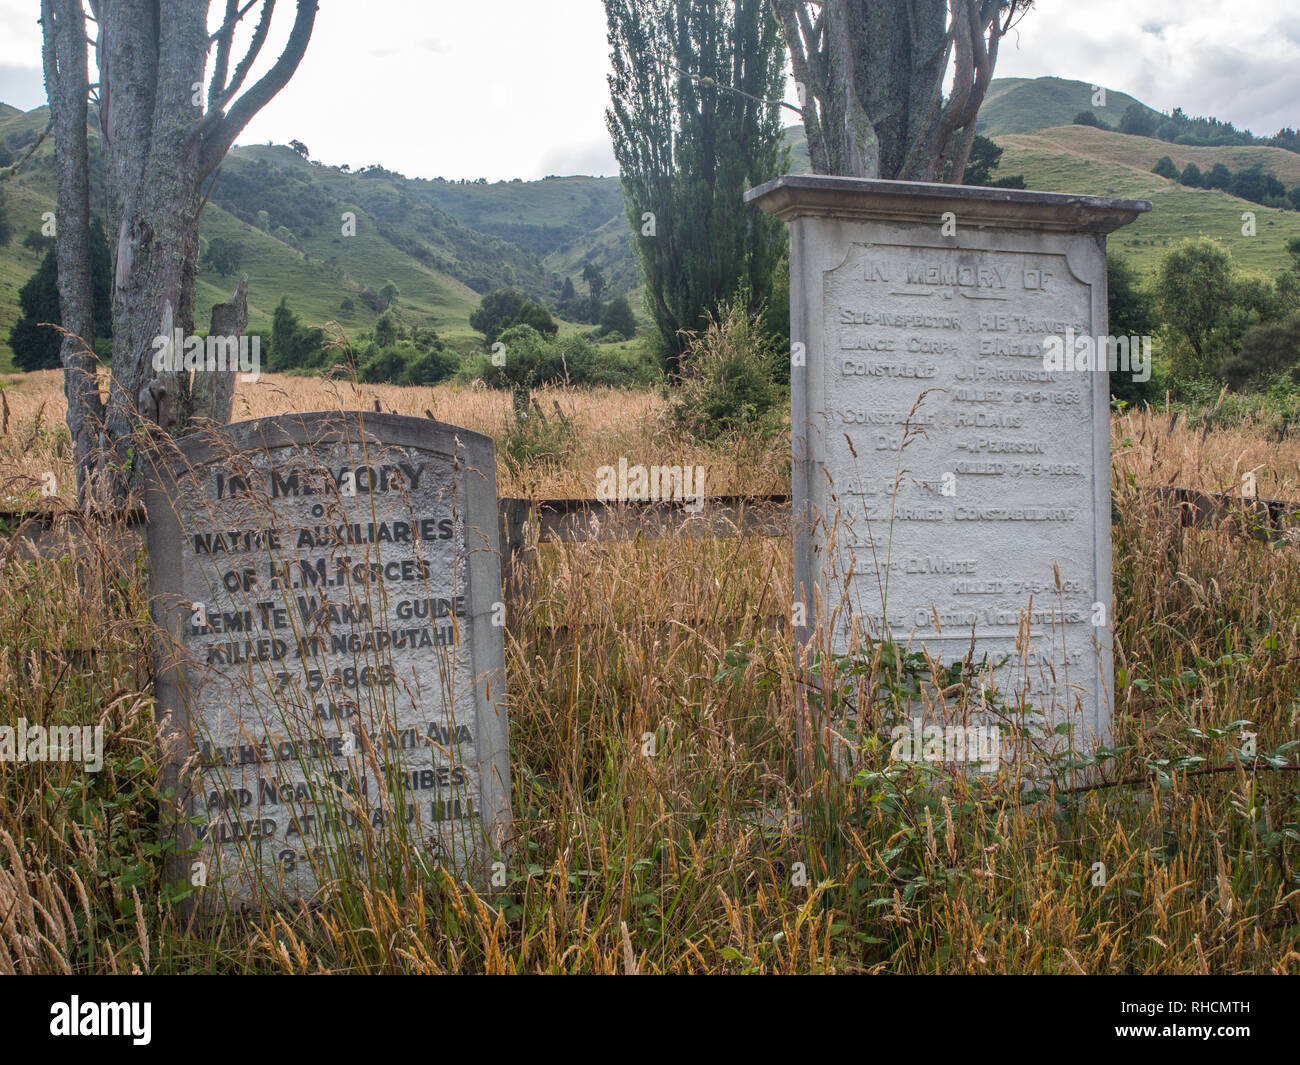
<box><xmin>748</xmin><ymin>176</ymin><xmax>1150</xmax><ymax>751</ymax></box>
<box><xmin>143</xmin><ymin>412</ymin><xmax>509</xmax><ymax>910</ymax></box>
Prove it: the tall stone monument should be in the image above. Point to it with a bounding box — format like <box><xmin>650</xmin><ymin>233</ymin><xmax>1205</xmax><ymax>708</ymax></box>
<box><xmin>747</xmin><ymin>176</ymin><xmax>1149</xmax><ymax>754</ymax></box>
<box><xmin>143</xmin><ymin>412</ymin><xmax>510</xmax><ymax>910</ymax></box>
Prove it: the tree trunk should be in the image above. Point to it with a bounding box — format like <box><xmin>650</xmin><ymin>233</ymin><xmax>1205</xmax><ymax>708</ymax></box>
<box><xmin>192</xmin><ymin>274</ymin><xmax>248</xmax><ymax>425</ymax></box>
<box><xmin>776</xmin><ymin>0</ymin><xmax>1028</xmax><ymax>182</ymax></box>
<box><xmin>97</xmin><ymin>0</ymin><xmax>208</xmax><ymax>459</ymax></box>
<box><xmin>41</xmin><ymin>0</ymin><xmax>104</xmax><ymax>507</ymax></box>
<box><xmin>34</xmin><ymin>0</ymin><xmax>321</xmax><ymax>498</ymax></box>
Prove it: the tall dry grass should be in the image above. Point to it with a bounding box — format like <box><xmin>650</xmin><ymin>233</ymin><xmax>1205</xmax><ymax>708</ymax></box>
<box><xmin>0</xmin><ymin>375</ymin><xmax>1297</xmax><ymax>972</ymax></box>
<box><xmin>0</xmin><ymin>371</ymin><xmax>788</xmax><ymax>504</ymax></box>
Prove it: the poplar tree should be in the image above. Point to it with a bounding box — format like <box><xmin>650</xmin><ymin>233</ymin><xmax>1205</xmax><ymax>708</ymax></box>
<box><xmin>605</xmin><ymin>0</ymin><xmax>788</xmax><ymax>373</ymax></box>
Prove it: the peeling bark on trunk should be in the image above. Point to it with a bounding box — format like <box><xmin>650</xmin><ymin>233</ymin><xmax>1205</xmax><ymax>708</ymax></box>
<box><xmin>192</xmin><ymin>274</ymin><xmax>247</xmax><ymax>426</ymax></box>
<box><xmin>98</xmin><ymin>0</ymin><xmax>210</xmax><ymax>456</ymax></box>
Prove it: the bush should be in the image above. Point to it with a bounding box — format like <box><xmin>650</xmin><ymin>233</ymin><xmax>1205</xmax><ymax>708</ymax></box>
<box><xmin>482</xmin><ymin>324</ymin><xmax>566</xmax><ymax>393</ymax></box>
<box><xmin>599</xmin><ymin>294</ymin><xmax>638</xmax><ymax>338</ymax></box>
<box><xmin>667</xmin><ymin>299</ymin><xmax>784</xmax><ymax>443</ymax></box>
<box><xmin>269</xmin><ymin>297</ymin><xmax>326</xmax><ymax>371</ymax></box>
<box><xmin>1155</xmin><ymin>238</ymin><xmax>1246</xmax><ymax>380</ymax></box>
<box><xmin>469</xmin><ymin>289</ymin><xmax>560</xmax><ymax>345</ymax></box>
<box><xmin>9</xmin><ymin>218</ymin><xmax>113</xmax><ymax>371</ymax></box>
<box><xmin>373</xmin><ymin>311</ymin><xmax>398</xmax><ymax>348</ymax></box>
<box><xmin>762</xmin><ymin>257</ymin><xmax>791</xmax><ymax>385</ymax></box>
<box><xmin>202</xmin><ymin>236</ymin><xmax>243</xmax><ymax>277</ymax></box>
<box><xmin>515</xmin><ymin>300</ymin><xmax>558</xmax><ymax>337</ymax></box>
<box><xmin>1152</xmin><ymin>156</ymin><xmax>1179</xmax><ymax>180</ymax></box>
<box><xmin>1204</xmin><ymin>163</ymin><xmax>1233</xmax><ymax>190</ymax></box>
<box><xmin>1107</xmin><ymin>253</ymin><xmax>1160</xmax><ymax>406</ymax></box>
<box><xmin>359</xmin><ymin>341</ymin><xmax>413</xmax><ymax>384</ymax></box>
<box><xmin>470</xmin><ymin>289</ymin><xmax>527</xmax><ymax>345</ymax></box>
<box><xmin>1120</xmin><ymin>103</ymin><xmax>1157</xmax><ymax>137</ymax></box>
<box><xmin>1220</xmin><ymin>314</ymin><xmax>1300</xmax><ymax>390</ymax></box>
<box><xmin>405</xmin><ymin>346</ymin><xmax>459</xmax><ymax>386</ymax></box>
<box><xmin>480</xmin><ymin>324</ymin><xmax>649</xmax><ymax>395</ymax></box>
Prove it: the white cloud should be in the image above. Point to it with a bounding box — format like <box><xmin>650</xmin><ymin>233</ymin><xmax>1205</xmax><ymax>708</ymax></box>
<box><xmin>0</xmin><ymin>0</ymin><xmax>1297</xmax><ymax>178</ymax></box>
<box><xmin>995</xmin><ymin>0</ymin><xmax>1300</xmax><ymax>135</ymax></box>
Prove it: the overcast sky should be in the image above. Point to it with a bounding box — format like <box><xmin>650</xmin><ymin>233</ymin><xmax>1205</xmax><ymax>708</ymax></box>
<box><xmin>0</xmin><ymin>1</ymin><xmax>1296</xmax><ymax>181</ymax></box>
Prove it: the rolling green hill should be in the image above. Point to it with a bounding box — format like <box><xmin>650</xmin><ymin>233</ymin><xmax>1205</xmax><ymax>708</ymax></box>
<box><xmin>975</xmin><ymin>76</ymin><xmax>1158</xmax><ymax>136</ymax></box>
<box><xmin>5</xmin><ymin>73</ymin><xmax>1300</xmax><ymax>374</ymax></box>
<box><xmin>0</xmin><ymin>107</ymin><xmax>635</xmax><ymax>372</ymax></box>
<box><xmin>780</xmin><ymin>79</ymin><xmax>1300</xmax><ymax>280</ymax></box>
<box><xmin>996</xmin><ymin>128</ymin><xmax>1300</xmax><ymax>277</ymax></box>
<box><xmin>782</xmin><ymin>122</ymin><xmax>1300</xmax><ymax>278</ymax></box>
<box><xmin>1011</xmin><ymin>124</ymin><xmax>1300</xmax><ymax>186</ymax></box>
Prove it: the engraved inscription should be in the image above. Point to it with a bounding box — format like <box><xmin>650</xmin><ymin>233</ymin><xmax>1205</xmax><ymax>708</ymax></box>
<box><xmin>821</xmin><ymin>243</ymin><xmax>1100</xmax><ymax>727</ymax></box>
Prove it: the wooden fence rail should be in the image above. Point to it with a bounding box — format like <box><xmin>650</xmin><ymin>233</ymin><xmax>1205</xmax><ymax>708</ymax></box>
<box><xmin>2</xmin><ymin>484</ymin><xmax>1295</xmax><ymax>579</ymax></box>
<box><xmin>497</xmin><ymin>484</ymin><xmax>1300</xmax><ymax>569</ymax></box>
<box><xmin>3</xmin><ymin>486</ymin><xmax>1295</xmax><ymax>652</ymax></box>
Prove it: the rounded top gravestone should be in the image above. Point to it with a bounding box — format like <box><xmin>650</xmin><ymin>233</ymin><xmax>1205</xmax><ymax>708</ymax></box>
<box><xmin>142</xmin><ymin>411</ymin><xmax>510</xmax><ymax>912</ymax></box>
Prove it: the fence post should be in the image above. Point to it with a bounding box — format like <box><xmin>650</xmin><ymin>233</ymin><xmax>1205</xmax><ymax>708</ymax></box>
<box><xmin>498</xmin><ymin>497</ymin><xmax>534</xmax><ymax>623</ymax></box>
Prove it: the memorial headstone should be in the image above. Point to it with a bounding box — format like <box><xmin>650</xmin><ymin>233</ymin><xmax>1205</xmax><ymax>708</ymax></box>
<box><xmin>143</xmin><ymin>412</ymin><xmax>510</xmax><ymax>910</ymax></box>
<box><xmin>746</xmin><ymin>176</ymin><xmax>1149</xmax><ymax>755</ymax></box>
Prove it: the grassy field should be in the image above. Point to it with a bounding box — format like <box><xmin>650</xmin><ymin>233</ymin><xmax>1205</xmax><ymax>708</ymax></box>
<box><xmin>1</xmin><ymin>373</ymin><xmax>1298</xmax><ymax>973</ymax></box>
<box><xmin>997</xmin><ymin>131</ymin><xmax>1300</xmax><ymax>278</ymax></box>
<box><xmin>1021</xmin><ymin>124</ymin><xmax>1300</xmax><ymax>187</ymax></box>
<box><xmin>9</xmin><ymin>74</ymin><xmax>1300</xmax><ymax>373</ymax></box>
<box><xmin>976</xmin><ymin>76</ymin><xmax>1159</xmax><ymax>137</ymax></box>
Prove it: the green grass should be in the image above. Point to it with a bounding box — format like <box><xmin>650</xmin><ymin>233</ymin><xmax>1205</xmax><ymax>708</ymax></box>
<box><xmin>1020</xmin><ymin>124</ymin><xmax>1300</xmax><ymax>186</ymax></box>
<box><xmin>975</xmin><ymin>76</ymin><xmax>1159</xmax><ymax>137</ymax></box>
<box><xmin>542</xmin><ymin>211</ymin><xmax>641</xmax><ymax>297</ymax></box>
<box><xmin>9</xmin><ymin>71</ymin><xmax>1300</xmax><ymax>375</ymax></box>
<box><xmin>998</xmin><ymin>134</ymin><xmax>1300</xmax><ymax>278</ymax></box>
<box><xmin>0</xmin><ymin>110</ymin><xmax>629</xmax><ymax>371</ymax></box>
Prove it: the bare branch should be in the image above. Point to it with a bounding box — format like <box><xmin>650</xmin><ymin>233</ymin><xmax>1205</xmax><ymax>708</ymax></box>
<box><xmin>939</xmin><ymin>0</ymin><xmax>1030</xmax><ymax>182</ymax></box>
<box><xmin>0</xmin><ymin>116</ymin><xmax>52</xmax><ymax>183</ymax></box>
<box><xmin>665</xmin><ymin>59</ymin><xmax>802</xmax><ymax>117</ymax></box>
<box><xmin>213</xmin><ymin>0</ymin><xmax>276</xmax><ymax>112</ymax></box>
<box><xmin>201</xmin><ymin>0</ymin><xmax>315</xmax><ymax>177</ymax></box>
<box><xmin>208</xmin><ymin>0</ymin><xmax>260</xmax><ymax>43</ymax></box>
<box><xmin>776</xmin><ymin>0</ymin><xmax>829</xmax><ymax>173</ymax></box>
<box><xmin>208</xmin><ymin>0</ymin><xmax>241</xmax><ymax>107</ymax></box>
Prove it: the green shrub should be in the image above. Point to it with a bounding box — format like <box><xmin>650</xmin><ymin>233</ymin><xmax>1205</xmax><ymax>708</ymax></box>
<box><xmin>667</xmin><ymin>299</ymin><xmax>785</xmax><ymax>443</ymax></box>
<box><xmin>599</xmin><ymin>294</ymin><xmax>637</xmax><ymax>338</ymax></box>
<box><xmin>1220</xmin><ymin>313</ymin><xmax>1300</xmax><ymax>390</ymax></box>
<box><xmin>359</xmin><ymin>341</ymin><xmax>415</xmax><ymax>384</ymax></box>
<box><xmin>404</xmin><ymin>346</ymin><xmax>459</xmax><ymax>386</ymax></box>
<box><xmin>1152</xmin><ymin>155</ymin><xmax>1179</xmax><ymax>180</ymax></box>
<box><xmin>480</xmin><ymin>325</ymin><xmax>652</xmax><ymax>394</ymax></box>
